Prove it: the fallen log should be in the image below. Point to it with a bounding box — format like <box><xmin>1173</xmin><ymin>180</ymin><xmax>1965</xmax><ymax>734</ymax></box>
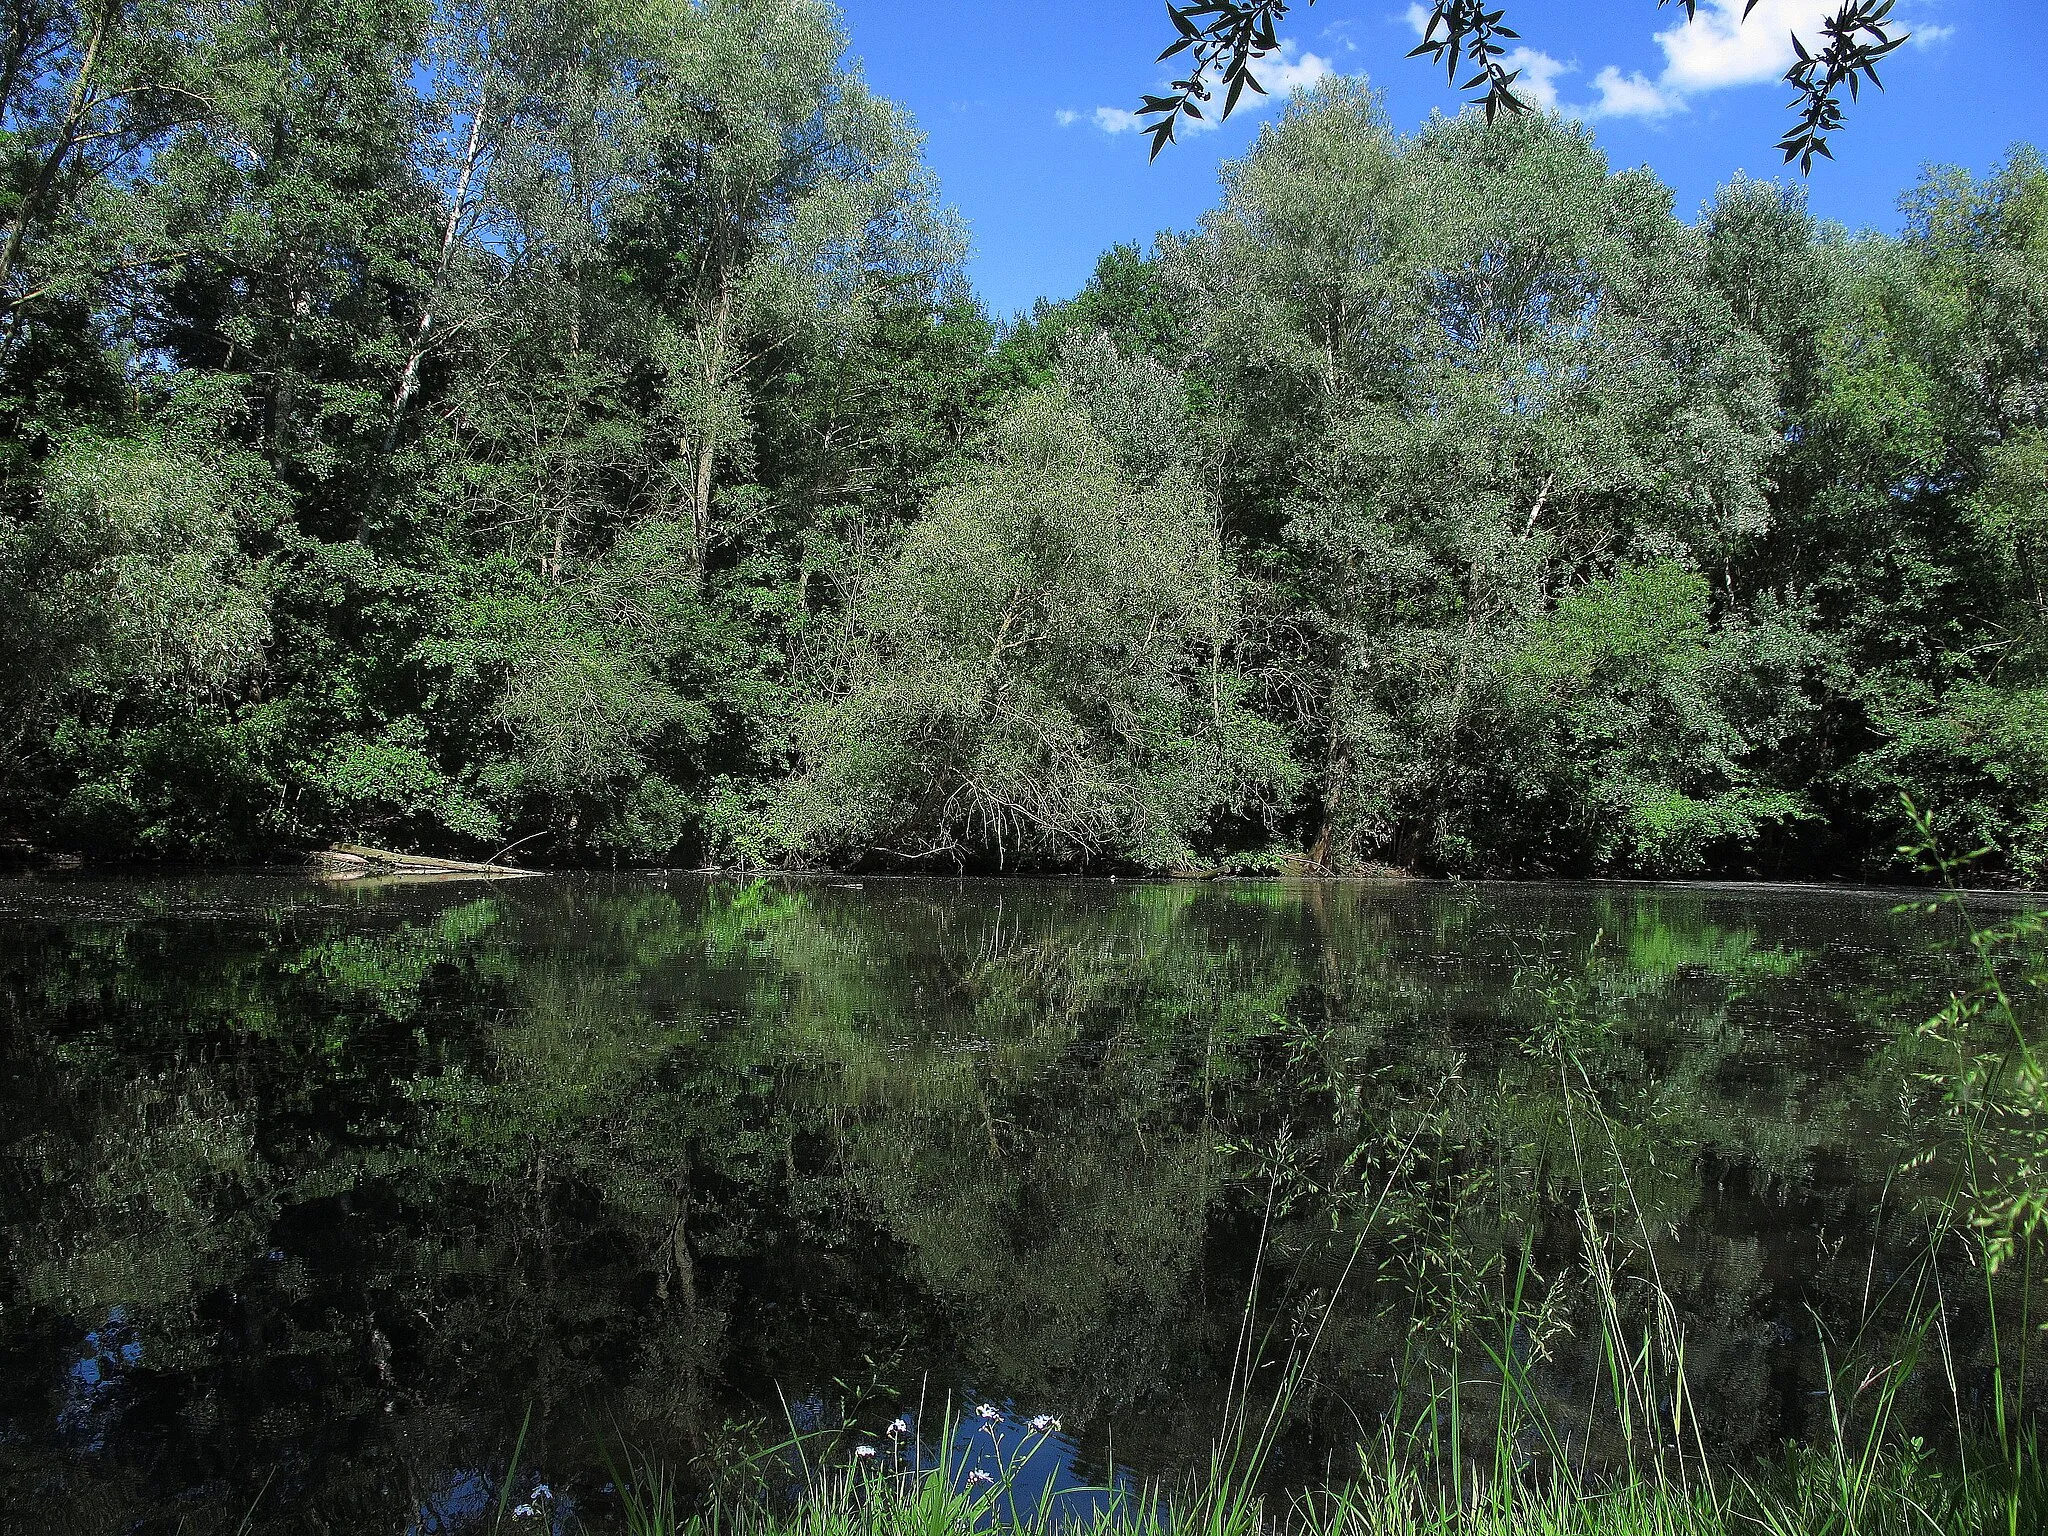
<box><xmin>328</xmin><ymin>843</ymin><xmax>541</xmax><ymax>877</ymax></box>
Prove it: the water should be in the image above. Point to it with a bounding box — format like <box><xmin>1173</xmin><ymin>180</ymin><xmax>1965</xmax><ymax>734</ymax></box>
<box><xmin>0</xmin><ymin>873</ymin><xmax>2039</xmax><ymax>1533</ymax></box>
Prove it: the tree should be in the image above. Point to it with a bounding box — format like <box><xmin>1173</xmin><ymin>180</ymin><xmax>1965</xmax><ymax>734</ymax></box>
<box><xmin>1167</xmin><ymin>84</ymin><xmax>1786</xmax><ymax>872</ymax></box>
<box><xmin>773</xmin><ymin>344</ymin><xmax>1296</xmax><ymax>870</ymax></box>
<box><xmin>1757</xmin><ymin>150</ymin><xmax>2048</xmax><ymax>880</ymax></box>
<box><xmin>0</xmin><ymin>382</ymin><xmax>284</xmax><ymax>849</ymax></box>
<box><xmin>0</xmin><ymin>0</ymin><xmax>267</xmax><ymax>333</ymax></box>
<box><xmin>0</xmin><ymin>0</ymin><xmax>2041</xmax><ymax>882</ymax></box>
<box><xmin>1505</xmin><ymin>561</ymin><xmax>1812</xmax><ymax>871</ymax></box>
<box><xmin>1138</xmin><ymin>1</ymin><xmax>1909</xmax><ymax>171</ymax></box>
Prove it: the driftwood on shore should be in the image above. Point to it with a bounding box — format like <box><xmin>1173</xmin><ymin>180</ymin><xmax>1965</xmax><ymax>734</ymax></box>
<box><xmin>321</xmin><ymin>844</ymin><xmax>541</xmax><ymax>878</ymax></box>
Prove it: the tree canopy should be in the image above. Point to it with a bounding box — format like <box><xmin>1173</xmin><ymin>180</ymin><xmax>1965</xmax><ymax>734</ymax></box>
<box><xmin>2</xmin><ymin>4</ymin><xmax>2045</xmax><ymax>883</ymax></box>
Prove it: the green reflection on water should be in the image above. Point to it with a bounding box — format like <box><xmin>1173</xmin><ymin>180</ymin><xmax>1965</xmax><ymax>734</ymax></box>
<box><xmin>0</xmin><ymin>875</ymin><xmax>2037</xmax><ymax>1532</ymax></box>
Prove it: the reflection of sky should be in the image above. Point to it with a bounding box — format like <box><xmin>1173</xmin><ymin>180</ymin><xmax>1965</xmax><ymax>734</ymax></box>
<box><xmin>58</xmin><ymin>1307</ymin><xmax>145</xmax><ymax>1451</ymax></box>
<box><xmin>813</xmin><ymin>1399</ymin><xmax>1139</xmax><ymax>1531</ymax></box>
<box><xmin>410</xmin><ymin>1468</ymin><xmax>574</xmax><ymax>1535</ymax></box>
<box><xmin>411</xmin><ymin>1468</ymin><xmax>492</xmax><ymax>1534</ymax></box>
<box><xmin>405</xmin><ymin>1402</ymin><xmax>1120</xmax><ymax>1535</ymax></box>
<box><xmin>943</xmin><ymin>1408</ymin><xmax>1136</xmax><ymax>1529</ymax></box>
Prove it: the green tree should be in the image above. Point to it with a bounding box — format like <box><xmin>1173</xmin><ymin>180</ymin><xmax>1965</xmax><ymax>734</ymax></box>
<box><xmin>1733</xmin><ymin>150</ymin><xmax>2048</xmax><ymax>880</ymax></box>
<box><xmin>1171</xmin><ymin>85</ymin><xmax>1781</xmax><ymax>872</ymax></box>
<box><xmin>775</xmin><ymin>350</ymin><xmax>1295</xmax><ymax>870</ymax></box>
<box><xmin>1505</xmin><ymin>561</ymin><xmax>1810</xmax><ymax>871</ymax></box>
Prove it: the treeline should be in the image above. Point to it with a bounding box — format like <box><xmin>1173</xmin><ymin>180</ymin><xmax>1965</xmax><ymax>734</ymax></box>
<box><xmin>2</xmin><ymin>0</ymin><xmax>2044</xmax><ymax>880</ymax></box>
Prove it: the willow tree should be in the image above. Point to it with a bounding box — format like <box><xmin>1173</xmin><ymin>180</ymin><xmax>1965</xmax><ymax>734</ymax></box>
<box><xmin>0</xmin><ymin>400</ymin><xmax>282</xmax><ymax>847</ymax></box>
<box><xmin>774</xmin><ymin>340</ymin><xmax>1296</xmax><ymax>871</ymax></box>
<box><xmin>1170</xmin><ymin>84</ymin><xmax>1783</xmax><ymax>872</ymax></box>
<box><xmin>1136</xmin><ymin>0</ymin><xmax>1913</xmax><ymax>171</ymax></box>
<box><xmin>614</xmin><ymin>0</ymin><xmax>959</xmax><ymax>572</ymax></box>
<box><xmin>386</xmin><ymin>0</ymin><xmax>958</xmax><ymax>856</ymax></box>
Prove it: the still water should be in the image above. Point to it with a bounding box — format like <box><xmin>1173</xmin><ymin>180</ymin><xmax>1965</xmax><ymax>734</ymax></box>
<box><xmin>0</xmin><ymin>874</ymin><xmax>2039</xmax><ymax>1532</ymax></box>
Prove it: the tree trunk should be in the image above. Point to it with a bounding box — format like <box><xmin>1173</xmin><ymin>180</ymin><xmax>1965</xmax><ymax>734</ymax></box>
<box><xmin>0</xmin><ymin>1</ymin><xmax>110</xmax><ymax>313</ymax></box>
<box><xmin>688</xmin><ymin>279</ymin><xmax>735</xmax><ymax>573</ymax></box>
<box><xmin>384</xmin><ymin>92</ymin><xmax>490</xmax><ymax>454</ymax></box>
<box><xmin>1307</xmin><ymin>706</ymin><xmax>1350</xmax><ymax>871</ymax></box>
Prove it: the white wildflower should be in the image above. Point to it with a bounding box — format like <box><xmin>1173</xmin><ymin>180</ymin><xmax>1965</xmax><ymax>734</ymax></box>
<box><xmin>855</xmin><ymin>1444</ymin><xmax>878</xmax><ymax>1458</ymax></box>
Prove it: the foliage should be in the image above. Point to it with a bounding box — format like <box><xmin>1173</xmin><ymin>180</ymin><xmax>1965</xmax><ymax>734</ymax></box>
<box><xmin>1506</xmin><ymin>561</ymin><xmax>1809</xmax><ymax>871</ymax></box>
<box><xmin>1163</xmin><ymin>90</ymin><xmax>1790</xmax><ymax>874</ymax></box>
<box><xmin>605</xmin><ymin>1437</ymin><xmax>2043</xmax><ymax>1536</ymax></box>
<box><xmin>0</xmin><ymin>3</ymin><xmax>2042</xmax><ymax>881</ymax></box>
<box><xmin>1136</xmin><ymin>2</ymin><xmax>1913</xmax><ymax>170</ymax></box>
<box><xmin>774</xmin><ymin>363</ymin><xmax>1296</xmax><ymax>870</ymax></box>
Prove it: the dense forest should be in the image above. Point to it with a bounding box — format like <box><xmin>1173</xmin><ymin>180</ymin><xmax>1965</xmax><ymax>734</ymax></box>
<box><xmin>2</xmin><ymin>0</ymin><xmax>2044</xmax><ymax>881</ymax></box>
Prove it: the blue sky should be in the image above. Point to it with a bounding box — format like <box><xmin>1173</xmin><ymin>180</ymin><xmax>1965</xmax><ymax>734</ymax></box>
<box><xmin>831</xmin><ymin>0</ymin><xmax>2045</xmax><ymax>319</ymax></box>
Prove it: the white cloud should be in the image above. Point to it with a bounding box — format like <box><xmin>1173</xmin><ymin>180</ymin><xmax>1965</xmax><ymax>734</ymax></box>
<box><xmin>1400</xmin><ymin>6</ymin><xmax>1673</xmax><ymax>122</ymax></box>
<box><xmin>1395</xmin><ymin>0</ymin><xmax>1942</xmax><ymax>126</ymax></box>
<box><xmin>1573</xmin><ymin>0</ymin><xmax>1939</xmax><ymax>125</ymax></box>
<box><xmin>1651</xmin><ymin>0</ymin><xmax>1950</xmax><ymax>90</ymax></box>
<box><xmin>1584</xmin><ymin>65</ymin><xmax>1681</xmax><ymax>120</ymax></box>
<box><xmin>1654</xmin><ymin>0</ymin><xmax>1842</xmax><ymax>93</ymax></box>
<box><xmin>1257</xmin><ymin>42</ymin><xmax>1337</xmax><ymax>96</ymax></box>
<box><xmin>1400</xmin><ymin>15</ymin><xmax>1589</xmax><ymax>121</ymax></box>
<box><xmin>1076</xmin><ymin>40</ymin><xmax>1339</xmax><ymax>141</ymax></box>
<box><xmin>1319</xmin><ymin>16</ymin><xmax>1363</xmax><ymax>54</ymax></box>
<box><xmin>1501</xmin><ymin>47</ymin><xmax>1570</xmax><ymax>113</ymax></box>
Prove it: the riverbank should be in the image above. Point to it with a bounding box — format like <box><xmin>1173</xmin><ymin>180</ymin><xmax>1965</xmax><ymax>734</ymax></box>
<box><xmin>5</xmin><ymin>853</ymin><xmax>2044</xmax><ymax>904</ymax></box>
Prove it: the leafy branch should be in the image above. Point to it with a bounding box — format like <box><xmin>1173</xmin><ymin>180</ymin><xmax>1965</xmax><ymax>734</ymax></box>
<box><xmin>1139</xmin><ymin>0</ymin><xmax>1294</xmax><ymax>161</ymax></box>
<box><xmin>1405</xmin><ymin>1</ymin><xmax>1527</xmax><ymax>125</ymax></box>
<box><xmin>1137</xmin><ymin>0</ymin><xmax>1911</xmax><ymax>173</ymax></box>
<box><xmin>1776</xmin><ymin>0</ymin><xmax>1908</xmax><ymax>171</ymax></box>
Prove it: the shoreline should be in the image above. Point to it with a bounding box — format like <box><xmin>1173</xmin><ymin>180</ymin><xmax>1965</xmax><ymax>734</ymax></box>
<box><xmin>1</xmin><ymin>857</ymin><xmax>2041</xmax><ymax>902</ymax></box>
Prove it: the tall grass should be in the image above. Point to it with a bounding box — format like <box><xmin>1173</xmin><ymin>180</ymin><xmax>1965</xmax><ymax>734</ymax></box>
<box><xmin>592</xmin><ymin>1424</ymin><xmax>2042</xmax><ymax>1536</ymax></box>
<box><xmin>589</xmin><ymin>1163</ymin><xmax>2044</xmax><ymax>1536</ymax></box>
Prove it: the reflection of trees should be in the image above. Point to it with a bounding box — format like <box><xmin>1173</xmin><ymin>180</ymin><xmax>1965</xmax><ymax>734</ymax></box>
<box><xmin>0</xmin><ymin>877</ymin><xmax>2036</xmax><ymax>1528</ymax></box>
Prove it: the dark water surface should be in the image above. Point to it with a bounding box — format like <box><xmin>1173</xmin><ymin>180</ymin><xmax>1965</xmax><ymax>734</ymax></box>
<box><xmin>0</xmin><ymin>874</ymin><xmax>2040</xmax><ymax>1532</ymax></box>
